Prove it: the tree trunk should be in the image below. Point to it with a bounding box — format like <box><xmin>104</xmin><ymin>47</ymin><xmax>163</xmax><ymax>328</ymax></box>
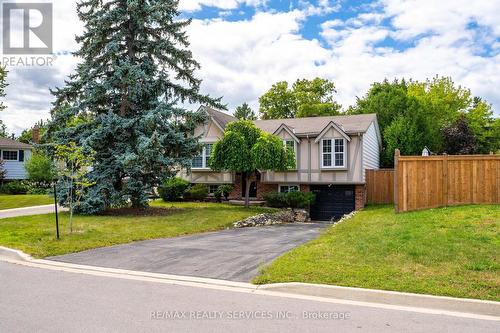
<box><xmin>244</xmin><ymin>172</ymin><xmax>252</xmax><ymax>208</ymax></box>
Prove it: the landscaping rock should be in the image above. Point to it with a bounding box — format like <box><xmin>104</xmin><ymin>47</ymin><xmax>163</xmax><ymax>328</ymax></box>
<box><xmin>233</xmin><ymin>209</ymin><xmax>310</xmax><ymax>228</ymax></box>
<box><xmin>293</xmin><ymin>209</ymin><xmax>309</xmax><ymax>223</ymax></box>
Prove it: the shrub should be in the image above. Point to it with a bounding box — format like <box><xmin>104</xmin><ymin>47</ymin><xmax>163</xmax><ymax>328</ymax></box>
<box><xmin>216</xmin><ymin>184</ymin><xmax>234</xmax><ymax>201</ymax></box>
<box><xmin>27</xmin><ymin>186</ymin><xmax>49</xmax><ymax>195</ymax></box>
<box><xmin>184</xmin><ymin>184</ymin><xmax>209</xmax><ymax>201</ymax></box>
<box><xmin>264</xmin><ymin>191</ymin><xmax>316</xmax><ymax>209</ymax></box>
<box><xmin>285</xmin><ymin>191</ymin><xmax>315</xmax><ymax>210</ymax></box>
<box><xmin>1</xmin><ymin>181</ymin><xmax>29</xmax><ymax>194</ymax></box>
<box><xmin>263</xmin><ymin>192</ymin><xmax>287</xmax><ymax>208</ymax></box>
<box><xmin>25</xmin><ymin>152</ymin><xmax>56</xmax><ymax>186</ymax></box>
<box><xmin>159</xmin><ymin>177</ymin><xmax>190</xmax><ymax>202</ymax></box>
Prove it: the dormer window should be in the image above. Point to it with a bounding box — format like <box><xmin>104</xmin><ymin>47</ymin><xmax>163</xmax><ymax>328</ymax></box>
<box><xmin>321</xmin><ymin>138</ymin><xmax>346</xmax><ymax>168</ymax></box>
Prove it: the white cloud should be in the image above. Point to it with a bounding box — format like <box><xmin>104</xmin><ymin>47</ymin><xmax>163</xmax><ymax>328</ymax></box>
<box><xmin>179</xmin><ymin>0</ymin><xmax>266</xmax><ymax>12</ymax></box>
<box><xmin>1</xmin><ymin>0</ymin><xmax>499</xmax><ymax>135</ymax></box>
<box><xmin>1</xmin><ymin>0</ymin><xmax>81</xmax><ymax>134</ymax></box>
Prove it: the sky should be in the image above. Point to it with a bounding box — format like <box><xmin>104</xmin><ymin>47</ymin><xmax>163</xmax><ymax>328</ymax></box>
<box><xmin>1</xmin><ymin>0</ymin><xmax>499</xmax><ymax>134</ymax></box>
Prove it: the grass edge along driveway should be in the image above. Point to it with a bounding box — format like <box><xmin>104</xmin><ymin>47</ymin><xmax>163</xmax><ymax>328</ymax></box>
<box><xmin>0</xmin><ymin>194</ymin><xmax>54</xmax><ymax>210</ymax></box>
<box><xmin>254</xmin><ymin>204</ymin><xmax>500</xmax><ymax>301</ymax></box>
<box><xmin>0</xmin><ymin>202</ymin><xmax>275</xmax><ymax>258</ymax></box>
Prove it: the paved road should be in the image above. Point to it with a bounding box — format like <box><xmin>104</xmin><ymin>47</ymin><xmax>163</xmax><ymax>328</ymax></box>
<box><xmin>0</xmin><ymin>205</ymin><xmax>68</xmax><ymax>219</ymax></box>
<box><xmin>49</xmin><ymin>223</ymin><xmax>326</xmax><ymax>282</ymax></box>
<box><xmin>0</xmin><ymin>261</ymin><xmax>497</xmax><ymax>333</ymax></box>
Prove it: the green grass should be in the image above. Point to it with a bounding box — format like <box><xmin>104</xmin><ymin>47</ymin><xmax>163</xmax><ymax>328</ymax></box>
<box><xmin>0</xmin><ymin>194</ymin><xmax>54</xmax><ymax>210</ymax></box>
<box><xmin>254</xmin><ymin>205</ymin><xmax>500</xmax><ymax>301</ymax></box>
<box><xmin>0</xmin><ymin>201</ymin><xmax>274</xmax><ymax>258</ymax></box>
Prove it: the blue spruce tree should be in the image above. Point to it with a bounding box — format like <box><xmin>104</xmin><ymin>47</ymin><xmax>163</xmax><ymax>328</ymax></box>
<box><xmin>50</xmin><ymin>0</ymin><xmax>222</xmax><ymax>213</ymax></box>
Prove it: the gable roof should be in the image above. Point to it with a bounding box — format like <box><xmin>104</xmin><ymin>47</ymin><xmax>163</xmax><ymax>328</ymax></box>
<box><xmin>273</xmin><ymin>123</ymin><xmax>300</xmax><ymax>143</ymax></box>
<box><xmin>254</xmin><ymin>114</ymin><xmax>378</xmax><ymax>136</ymax></box>
<box><xmin>199</xmin><ymin>105</ymin><xmax>237</xmax><ymax>130</ymax></box>
<box><xmin>197</xmin><ymin>105</ymin><xmax>378</xmax><ymax>137</ymax></box>
<box><xmin>314</xmin><ymin>121</ymin><xmax>351</xmax><ymax>143</ymax></box>
<box><xmin>0</xmin><ymin>137</ymin><xmax>32</xmax><ymax>150</ymax></box>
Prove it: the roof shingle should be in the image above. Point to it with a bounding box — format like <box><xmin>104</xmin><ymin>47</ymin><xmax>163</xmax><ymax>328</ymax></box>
<box><xmin>0</xmin><ymin>137</ymin><xmax>33</xmax><ymax>149</ymax></box>
<box><xmin>199</xmin><ymin>105</ymin><xmax>377</xmax><ymax>135</ymax></box>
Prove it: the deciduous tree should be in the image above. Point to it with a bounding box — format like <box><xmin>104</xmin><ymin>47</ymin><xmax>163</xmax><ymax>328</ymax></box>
<box><xmin>441</xmin><ymin>115</ymin><xmax>477</xmax><ymax>154</ymax></box>
<box><xmin>209</xmin><ymin>121</ymin><xmax>295</xmax><ymax>207</ymax></box>
<box><xmin>259</xmin><ymin>78</ymin><xmax>341</xmax><ymax>119</ymax></box>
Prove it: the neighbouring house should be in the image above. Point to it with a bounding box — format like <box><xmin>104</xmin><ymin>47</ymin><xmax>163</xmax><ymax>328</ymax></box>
<box><xmin>179</xmin><ymin>106</ymin><xmax>381</xmax><ymax>220</ymax></box>
<box><xmin>0</xmin><ymin>137</ymin><xmax>33</xmax><ymax>181</ymax></box>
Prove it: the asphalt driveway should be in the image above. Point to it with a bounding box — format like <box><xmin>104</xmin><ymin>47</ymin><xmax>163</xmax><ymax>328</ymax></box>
<box><xmin>48</xmin><ymin>223</ymin><xmax>326</xmax><ymax>282</ymax></box>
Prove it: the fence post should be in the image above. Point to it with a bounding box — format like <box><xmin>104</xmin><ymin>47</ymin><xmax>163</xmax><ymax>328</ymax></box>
<box><xmin>442</xmin><ymin>153</ymin><xmax>448</xmax><ymax>207</ymax></box>
<box><xmin>394</xmin><ymin>149</ymin><xmax>400</xmax><ymax>213</ymax></box>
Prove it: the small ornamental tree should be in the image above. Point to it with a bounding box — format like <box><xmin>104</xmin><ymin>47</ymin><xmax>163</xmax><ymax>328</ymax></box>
<box><xmin>55</xmin><ymin>143</ymin><xmax>95</xmax><ymax>233</ymax></box>
<box><xmin>441</xmin><ymin>115</ymin><xmax>477</xmax><ymax>154</ymax></box>
<box><xmin>209</xmin><ymin>120</ymin><xmax>295</xmax><ymax>207</ymax></box>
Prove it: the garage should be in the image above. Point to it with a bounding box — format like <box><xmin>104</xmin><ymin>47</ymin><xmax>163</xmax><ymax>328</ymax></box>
<box><xmin>309</xmin><ymin>185</ymin><xmax>355</xmax><ymax>221</ymax></box>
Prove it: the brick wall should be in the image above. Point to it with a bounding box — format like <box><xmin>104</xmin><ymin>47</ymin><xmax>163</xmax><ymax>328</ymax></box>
<box><xmin>228</xmin><ymin>174</ymin><xmax>242</xmax><ymax>200</ymax></box>
<box><xmin>355</xmin><ymin>184</ymin><xmax>366</xmax><ymax>210</ymax></box>
<box><xmin>256</xmin><ymin>182</ymin><xmax>276</xmax><ymax>200</ymax></box>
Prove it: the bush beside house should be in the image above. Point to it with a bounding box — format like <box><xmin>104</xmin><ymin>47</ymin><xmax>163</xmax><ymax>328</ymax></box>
<box><xmin>159</xmin><ymin>177</ymin><xmax>190</xmax><ymax>201</ymax></box>
<box><xmin>184</xmin><ymin>184</ymin><xmax>209</xmax><ymax>201</ymax></box>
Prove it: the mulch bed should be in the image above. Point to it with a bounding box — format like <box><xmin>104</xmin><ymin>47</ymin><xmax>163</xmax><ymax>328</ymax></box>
<box><xmin>99</xmin><ymin>207</ymin><xmax>184</xmax><ymax>217</ymax></box>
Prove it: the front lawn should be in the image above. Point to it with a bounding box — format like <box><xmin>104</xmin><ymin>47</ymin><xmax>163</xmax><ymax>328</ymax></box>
<box><xmin>254</xmin><ymin>205</ymin><xmax>500</xmax><ymax>301</ymax></box>
<box><xmin>0</xmin><ymin>194</ymin><xmax>54</xmax><ymax>210</ymax></box>
<box><xmin>0</xmin><ymin>201</ymin><xmax>274</xmax><ymax>258</ymax></box>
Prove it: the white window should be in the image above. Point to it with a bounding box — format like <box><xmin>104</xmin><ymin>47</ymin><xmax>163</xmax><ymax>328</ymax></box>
<box><xmin>208</xmin><ymin>185</ymin><xmax>219</xmax><ymax>194</ymax></box>
<box><xmin>2</xmin><ymin>150</ymin><xmax>18</xmax><ymax>161</ymax></box>
<box><xmin>279</xmin><ymin>185</ymin><xmax>300</xmax><ymax>193</ymax></box>
<box><xmin>322</xmin><ymin>139</ymin><xmax>346</xmax><ymax>168</ymax></box>
<box><xmin>284</xmin><ymin>140</ymin><xmax>296</xmax><ymax>154</ymax></box>
<box><xmin>334</xmin><ymin>139</ymin><xmax>345</xmax><ymax>167</ymax></box>
<box><xmin>192</xmin><ymin>144</ymin><xmax>213</xmax><ymax>169</ymax></box>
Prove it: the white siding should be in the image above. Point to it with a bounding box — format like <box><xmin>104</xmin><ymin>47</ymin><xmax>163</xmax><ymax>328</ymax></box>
<box><xmin>362</xmin><ymin>122</ymin><xmax>380</xmax><ymax>181</ymax></box>
<box><xmin>2</xmin><ymin>149</ymin><xmax>31</xmax><ymax>180</ymax></box>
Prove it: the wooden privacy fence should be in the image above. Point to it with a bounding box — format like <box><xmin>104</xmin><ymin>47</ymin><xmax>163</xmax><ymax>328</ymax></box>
<box><xmin>394</xmin><ymin>150</ymin><xmax>500</xmax><ymax>212</ymax></box>
<box><xmin>366</xmin><ymin>169</ymin><xmax>394</xmax><ymax>204</ymax></box>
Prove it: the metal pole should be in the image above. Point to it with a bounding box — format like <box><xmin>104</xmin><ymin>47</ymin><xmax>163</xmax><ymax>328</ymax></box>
<box><xmin>53</xmin><ymin>183</ymin><xmax>60</xmax><ymax>239</ymax></box>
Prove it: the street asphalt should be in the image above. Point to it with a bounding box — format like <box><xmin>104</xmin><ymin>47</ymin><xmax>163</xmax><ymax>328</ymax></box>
<box><xmin>1</xmin><ymin>261</ymin><xmax>497</xmax><ymax>333</ymax></box>
<box><xmin>49</xmin><ymin>223</ymin><xmax>326</xmax><ymax>282</ymax></box>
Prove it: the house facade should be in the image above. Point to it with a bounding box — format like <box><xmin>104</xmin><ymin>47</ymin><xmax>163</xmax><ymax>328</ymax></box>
<box><xmin>0</xmin><ymin>137</ymin><xmax>33</xmax><ymax>180</ymax></box>
<box><xmin>179</xmin><ymin>106</ymin><xmax>381</xmax><ymax>220</ymax></box>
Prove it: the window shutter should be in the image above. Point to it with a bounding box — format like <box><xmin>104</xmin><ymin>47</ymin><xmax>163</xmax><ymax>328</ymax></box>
<box><xmin>19</xmin><ymin>150</ymin><xmax>24</xmax><ymax>162</ymax></box>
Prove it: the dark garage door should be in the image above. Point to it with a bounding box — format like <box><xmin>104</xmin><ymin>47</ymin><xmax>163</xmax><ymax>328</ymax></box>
<box><xmin>310</xmin><ymin>185</ymin><xmax>355</xmax><ymax>221</ymax></box>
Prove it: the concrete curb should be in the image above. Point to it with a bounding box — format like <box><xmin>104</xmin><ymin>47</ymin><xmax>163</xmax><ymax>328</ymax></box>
<box><xmin>0</xmin><ymin>246</ymin><xmax>499</xmax><ymax>320</ymax></box>
<box><xmin>0</xmin><ymin>246</ymin><xmax>34</xmax><ymax>261</ymax></box>
<box><xmin>258</xmin><ymin>283</ymin><xmax>500</xmax><ymax>318</ymax></box>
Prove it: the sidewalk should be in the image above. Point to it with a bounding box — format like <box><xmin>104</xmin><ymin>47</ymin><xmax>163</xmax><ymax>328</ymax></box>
<box><xmin>0</xmin><ymin>205</ymin><xmax>68</xmax><ymax>219</ymax></box>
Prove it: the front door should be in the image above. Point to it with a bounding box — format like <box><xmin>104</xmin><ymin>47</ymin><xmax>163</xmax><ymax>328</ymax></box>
<box><xmin>242</xmin><ymin>179</ymin><xmax>257</xmax><ymax>198</ymax></box>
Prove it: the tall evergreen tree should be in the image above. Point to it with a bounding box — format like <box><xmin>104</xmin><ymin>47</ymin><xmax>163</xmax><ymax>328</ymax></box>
<box><xmin>0</xmin><ymin>65</ymin><xmax>7</xmax><ymax>112</ymax></box>
<box><xmin>234</xmin><ymin>103</ymin><xmax>256</xmax><ymax>120</ymax></box>
<box><xmin>50</xmin><ymin>0</ymin><xmax>222</xmax><ymax>213</ymax></box>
